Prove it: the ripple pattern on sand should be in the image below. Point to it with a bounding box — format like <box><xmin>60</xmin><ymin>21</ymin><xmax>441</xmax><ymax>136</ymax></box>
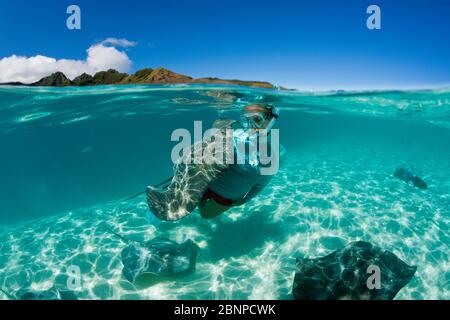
<box><xmin>0</xmin><ymin>146</ymin><xmax>448</xmax><ymax>300</ymax></box>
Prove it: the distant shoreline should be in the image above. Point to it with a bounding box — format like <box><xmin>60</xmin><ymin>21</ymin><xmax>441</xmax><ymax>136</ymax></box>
<box><xmin>0</xmin><ymin>67</ymin><xmax>288</xmax><ymax>90</ymax></box>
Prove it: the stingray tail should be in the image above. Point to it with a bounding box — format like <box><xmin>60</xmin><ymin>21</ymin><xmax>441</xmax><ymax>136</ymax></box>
<box><xmin>101</xmin><ymin>223</ymin><xmax>146</xmax><ymax>245</ymax></box>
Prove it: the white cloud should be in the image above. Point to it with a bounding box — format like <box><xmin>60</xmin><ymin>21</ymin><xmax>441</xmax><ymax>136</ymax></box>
<box><xmin>85</xmin><ymin>44</ymin><xmax>131</xmax><ymax>74</ymax></box>
<box><xmin>0</xmin><ymin>38</ymin><xmax>135</xmax><ymax>84</ymax></box>
<box><xmin>100</xmin><ymin>38</ymin><xmax>137</xmax><ymax>48</ymax></box>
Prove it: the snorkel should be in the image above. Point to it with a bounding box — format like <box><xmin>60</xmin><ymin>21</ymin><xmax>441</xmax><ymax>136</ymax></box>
<box><xmin>265</xmin><ymin>105</ymin><xmax>279</xmax><ymax>131</ymax></box>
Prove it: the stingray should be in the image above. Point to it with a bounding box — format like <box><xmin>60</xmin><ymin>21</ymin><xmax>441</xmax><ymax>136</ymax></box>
<box><xmin>147</xmin><ymin>121</ymin><xmax>237</xmax><ymax>221</ymax></box>
<box><xmin>121</xmin><ymin>237</ymin><xmax>199</xmax><ymax>287</ymax></box>
<box><xmin>292</xmin><ymin>241</ymin><xmax>417</xmax><ymax>300</ymax></box>
<box><xmin>0</xmin><ymin>286</ymin><xmax>77</xmax><ymax>300</ymax></box>
<box><xmin>101</xmin><ymin>224</ymin><xmax>200</xmax><ymax>287</ymax></box>
<box><xmin>394</xmin><ymin>168</ymin><xmax>427</xmax><ymax>189</ymax></box>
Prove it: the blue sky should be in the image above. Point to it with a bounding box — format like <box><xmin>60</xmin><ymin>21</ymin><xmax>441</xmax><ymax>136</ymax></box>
<box><xmin>0</xmin><ymin>0</ymin><xmax>449</xmax><ymax>90</ymax></box>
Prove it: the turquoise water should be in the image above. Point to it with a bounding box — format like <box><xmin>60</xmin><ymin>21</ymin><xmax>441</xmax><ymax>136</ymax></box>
<box><xmin>0</xmin><ymin>84</ymin><xmax>449</xmax><ymax>299</ymax></box>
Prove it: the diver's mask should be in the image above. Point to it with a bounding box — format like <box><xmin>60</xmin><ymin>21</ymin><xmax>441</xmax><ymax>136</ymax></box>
<box><xmin>239</xmin><ymin>105</ymin><xmax>280</xmax><ymax>131</ymax></box>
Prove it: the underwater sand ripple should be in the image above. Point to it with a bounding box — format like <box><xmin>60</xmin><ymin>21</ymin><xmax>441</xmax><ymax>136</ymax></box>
<box><xmin>0</xmin><ymin>145</ymin><xmax>448</xmax><ymax>300</ymax></box>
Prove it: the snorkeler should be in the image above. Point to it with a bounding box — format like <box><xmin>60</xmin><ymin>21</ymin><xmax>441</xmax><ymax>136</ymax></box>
<box><xmin>394</xmin><ymin>168</ymin><xmax>428</xmax><ymax>190</ymax></box>
<box><xmin>146</xmin><ymin>103</ymin><xmax>283</xmax><ymax>221</ymax></box>
<box><xmin>197</xmin><ymin>104</ymin><xmax>281</xmax><ymax>219</ymax></box>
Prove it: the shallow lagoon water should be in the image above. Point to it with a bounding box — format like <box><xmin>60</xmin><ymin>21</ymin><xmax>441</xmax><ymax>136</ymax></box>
<box><xmin>0</xmin><ymin>85</ymin><xmax>449</xmax><ymax>299</ymax></box>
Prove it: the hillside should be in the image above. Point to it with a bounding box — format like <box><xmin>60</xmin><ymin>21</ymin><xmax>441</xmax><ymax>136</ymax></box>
<box><xmin>11</xmin><ymin>67</ymin><xmax>280</xmax><ymax>89</ymax></box>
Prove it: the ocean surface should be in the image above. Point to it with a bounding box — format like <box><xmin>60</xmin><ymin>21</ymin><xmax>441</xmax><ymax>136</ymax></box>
<box><xmin>0</xmin><ymin>84</ymin><xmax>448</xmax><ymax>299</ymax></box>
